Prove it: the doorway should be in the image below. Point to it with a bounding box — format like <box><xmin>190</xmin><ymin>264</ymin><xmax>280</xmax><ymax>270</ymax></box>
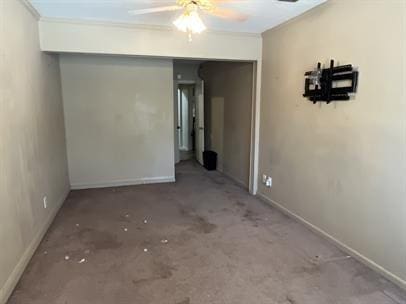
<box><xmin>173</xmin><ymin>60</ymin><xmax>257</xmax><ymax>193</ymax></box>
<box><xmin>200</xmin><ymin>61</ymin><xmax>254</xmax><ymax>189</ymax></box>
<box><xmin>176</xmin><ymin>80</ymin><xmax>205</xmax><ymax>165</ymax></box>
<box><xmin>177</xmin><ymin>84</ymin><xmax>196</xmax><ymax>161</ymax></box>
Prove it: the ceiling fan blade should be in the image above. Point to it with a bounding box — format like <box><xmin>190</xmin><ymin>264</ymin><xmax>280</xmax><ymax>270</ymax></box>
<box><xmin>207</xmin><ymin>7</ymin><xmax>248</xmax><ymax>21</ymax></box>
<box><xmin>128</xmin><ymin>6</ymin><xmax>181</xmax><ymax>16</ymax></box>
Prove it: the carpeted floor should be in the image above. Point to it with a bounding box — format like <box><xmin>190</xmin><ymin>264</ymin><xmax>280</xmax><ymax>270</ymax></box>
<box><xmin>8</xmin><ymin>161</ymin><xmax>406</xmax><ymax>304</ymax></box>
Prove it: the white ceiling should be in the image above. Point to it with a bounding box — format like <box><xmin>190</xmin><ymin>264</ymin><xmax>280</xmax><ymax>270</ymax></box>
<box><xmin>30</xmin><ymin>0</ymin><xmax>327</xmax><ymax>34</ymax></box>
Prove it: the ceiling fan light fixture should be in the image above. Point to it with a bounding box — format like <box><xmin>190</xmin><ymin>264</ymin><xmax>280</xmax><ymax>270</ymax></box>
<box><xmin>173</xmin><ymin>9</ymin><xmax>206</xmax><ymax>39</ymax></box>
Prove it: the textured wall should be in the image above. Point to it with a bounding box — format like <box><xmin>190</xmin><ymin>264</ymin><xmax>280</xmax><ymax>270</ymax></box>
<box><xmin>259</xmin><ymin>0</ymin><xmax>406</xmax><ymax>287</ymax></box>
<box><xmin>60</xmin><ymin>55</ymin><xmax>175</xmax><ymax>188</ymax></box>
<box><xmin>0</xmin><ymin>1</ymin><xmax>69</xmax><ymax>302</ymax></box>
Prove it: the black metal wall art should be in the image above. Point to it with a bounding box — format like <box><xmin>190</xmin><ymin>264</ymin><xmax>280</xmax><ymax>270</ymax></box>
<box><xmin>303</xmin><ymin>60</ymin><xmax>359</xmax><ymax>104</ymax></box>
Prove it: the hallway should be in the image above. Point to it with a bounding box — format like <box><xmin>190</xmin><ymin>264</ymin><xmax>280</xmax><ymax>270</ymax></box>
<box><xmin>8</xmin><ymin>161</ymin><xmax>406</xmax><ymax>304</ymax></box>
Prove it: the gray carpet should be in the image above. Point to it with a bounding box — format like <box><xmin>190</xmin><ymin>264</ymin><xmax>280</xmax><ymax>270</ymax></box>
<box><xmin>8</xmin><ymin>161</ymin><xmax>406</xmax><ymax>304</ymax></box>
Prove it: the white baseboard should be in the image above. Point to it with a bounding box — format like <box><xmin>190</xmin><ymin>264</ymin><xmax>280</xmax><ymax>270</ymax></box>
<box><xmin>0</xmin><ymin>188</ymin><xmax>70</xmax><ymax>304</ymax></box>
<box><xmin>256</xmin><ymin>192</ymin><xmax>406</xmax><ymax>291</ymax></box>
<box><xmin>71</xmin><ymin>176</ymin><xmax>176</xmax><ymax>190</ymax></box>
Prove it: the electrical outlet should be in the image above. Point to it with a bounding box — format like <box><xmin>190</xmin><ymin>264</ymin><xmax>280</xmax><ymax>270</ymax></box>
<box><xmin>43</xmin><ymin>196</ymin><xmax>48</xmax><ymax>209</ymax></box>
<box><xmin>262</xmin><ymin>174</ymin><xmax>267</xmax><ymax>183</ymax></box>
<box><xmin>266</xmin><ymin>177</ymin><xmax>272</xmax><ymax>188</ymax></box>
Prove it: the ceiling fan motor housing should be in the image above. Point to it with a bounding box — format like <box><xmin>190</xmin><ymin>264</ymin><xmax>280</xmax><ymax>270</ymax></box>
<box><xmin>177</xmin><ymin>0</ymin><xmax>214</xmax><ymax>11</ymax></box>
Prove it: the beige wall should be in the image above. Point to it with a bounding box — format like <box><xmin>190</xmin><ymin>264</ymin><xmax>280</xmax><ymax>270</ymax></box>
<box><xmin>0</xmin><ymin>1</ymin><xmax>70</xmax><ymax>303</ymax></box>
<box><xmin>60</xmin><ymin>55</ymin><xmax>175</xmax><ymax>189</ymax></box>
<box><xmin>39</xmin><ymin>19</ymin><xmax>262</xmax><ymax>62</ymax></box>
<box><xmin>37</xmin><ymin>19</ymin><xmax>263</xmax><ymax>194</ymax></box>
<box><xmin>173</xmin><ymin>61</ymin><xmax>201</xmax><ymax>83</ymax></box>
<box><xmin>259</xmin><ymin>0</ymin><xmax>406</xmax><ymax>287</ymax></box>
<box><xmin>201</xmin><ymin>62</ymin><xmax>253</xmax><ymax>187</ymax></box>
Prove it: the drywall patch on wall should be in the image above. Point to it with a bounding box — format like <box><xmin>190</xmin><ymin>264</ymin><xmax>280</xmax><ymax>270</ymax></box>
<box><xmin>0</xmin><ymin>1</ymin><xmax>69</xmax><ymax>303</ymax></box>
<box><xmin>60</xmin><ymin>55</ymin><xmax>175</xmax><ymax>187</ymax></box>
<box><xmin>259</xmin><ymin>0</ymin><xmax>406</xmax><ymax>287</ymax></box>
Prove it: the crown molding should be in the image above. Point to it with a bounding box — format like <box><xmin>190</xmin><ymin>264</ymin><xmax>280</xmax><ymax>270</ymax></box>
<box><xmin>39</xmin><ymin>17</ymin><xmax>262</xmax><ymax>38</ymax></box>
<box><xmin>20</xmin><ymin>0</ymin><xmax>40</xmax><ymax>20</ymax></box>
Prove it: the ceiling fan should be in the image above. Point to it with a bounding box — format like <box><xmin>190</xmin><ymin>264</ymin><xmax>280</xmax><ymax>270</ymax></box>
<box><xmin>128</xmin><ymin>0</ymin><xmax>247</xmax><ymax>40</ymax></box>
<box><xmin>128</xmin><ymin>0</ymin><xmax>299</xmax><ymax>40</ymax></box>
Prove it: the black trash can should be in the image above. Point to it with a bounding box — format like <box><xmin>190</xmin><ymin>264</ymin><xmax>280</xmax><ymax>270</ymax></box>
<box><xmin>203</xmin><ymin>151</ymin><xmax>217</xmax><ymax>171</ymax></box>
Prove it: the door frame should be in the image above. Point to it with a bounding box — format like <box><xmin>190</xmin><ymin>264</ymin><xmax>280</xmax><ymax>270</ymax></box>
<box><xmin>195</xmin><ymin>79</ymin><xmax>205</xmax><ymax>166</ymax></box>
<box><xmin>173</xmin><ymin>60</ymin><xmax>262</xmax><ymax>196</ymax></box>
<box><xmin>250</xmin><ymin>61</ymin><xmax>261</xmax><ymax>195</ymax></box>
<box><xmin>174</xmin><ymin>80</ymin><xmax>197</xmax><ymax>164</ymax></box>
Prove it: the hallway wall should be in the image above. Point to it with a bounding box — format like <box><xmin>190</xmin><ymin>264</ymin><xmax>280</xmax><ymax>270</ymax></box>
<box><xmin>258</xmin><ymin>0</ymin><xmax>406</xmax><ymax>287</ymax></box>
<box><xmin>0</xmin><ymin>1</ymin><xmax>69</xmax><ymax>302</ymax></box>
<box><xmin>201</xmin><ymin>62</ymin><xmax>253</xmax><ymax>188</ymax></box>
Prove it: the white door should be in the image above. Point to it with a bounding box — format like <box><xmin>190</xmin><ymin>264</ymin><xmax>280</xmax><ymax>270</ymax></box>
<box><xmin>195</xmin><ymin>80</ymin><xmax>205</xmax><ymax>165</ymax></box>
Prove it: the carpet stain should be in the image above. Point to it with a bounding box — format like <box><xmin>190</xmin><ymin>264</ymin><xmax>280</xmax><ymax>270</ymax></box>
<box><xmin>192</xmin><ymin>216</ymin><xmax>217</xmax><ymax>234</ymax></box>
<box><xmin>286</xmin><ymin>295</ymin><xmax>296</xmax><ymax>304</ymax></box>
<box><xmin>243</xmin><ymin>209</ymin><xmax>261</xmax><ymax>226</ymax></box>
<box><xmin>77</xmin><ymin>228</ymin><xmax>122</xmax><ymax>250</ymax></box>
<box><xmin>179</xmin><ymin>206</ymin><xmax>217</xmax><ymax>234</ymax></box>
<box><xmin>176</xmin><ymin>297</ymin><xmax>190</xmax><ymax>304</ymax></box>
<box><xmin>131</xmin><ymin>261</ymin><xmax>176</xmax><ymax>286</ymax></box>
<box><xmin>155</xmin><ymin>261</ymin><xmax>176</xmax><ymax>279</ymax></box>
<box><xmin>235</xmin><ymin>201</ymin><xmax>246</xmax><ymax>208</ymax></box>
